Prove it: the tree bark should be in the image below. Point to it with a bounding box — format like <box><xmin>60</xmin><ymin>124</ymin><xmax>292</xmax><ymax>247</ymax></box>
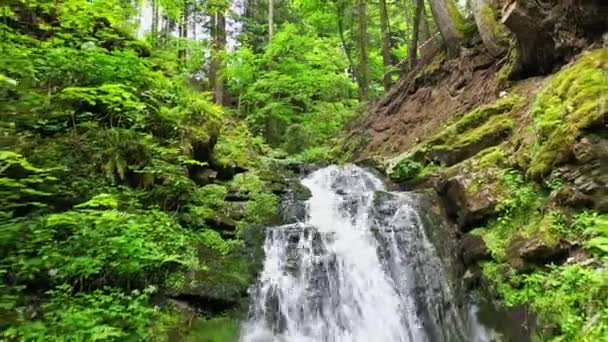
<box><xmin>210</xmin><ymin>10</ymin><xmax>226</xmax><ymax>105</ymax></box>
<box><xmin>268</xmin><ymin>0</ymin><xmax>274</xmax><ymax>42</ymax></box>
<box><xmin>178</xmin><ymin>0</ymin><xmax>188</xmax><ymax>62</ymax></box>
<box><xmin>420</xmin><ymin>5</ymin><xmax>431</xmax><ymax>42</ymax></box>
<box><xmin>471</xmin><ymin>0</ymin><xmax>508</xmax><ymax>57</ymax></box>
<box><xmin>379</xmin><ymin>0</ymin><xmax>392</xmax><ymax>91</ymax></box>
<box><xmin>500</xmin><ymin>1</ymin><xmax>556</xmax><ymax>76</ymax></box>
<box><xmin>408</xmin><ymin>0</ymin><xmax>424</xmax><ymax>68</ymax></box>
<box><xmin>151</xmin><ymin>0</ymin><xmax>159</xmax><ymax>45</ymax></box>
<box><xmin>335</xmin><ymin>2</ymin><xmax>357</xmax><ymax>80</ymax></box>
<box><xmin>428</xmin><ymin>0</ymin><xmax>465</xmax><ymax>58</ymax></box>
<box><xmin>357</xmin><ymin>0</ymin><xmax>369</xmax><ymax>101</ymax></box>
<box><xmin>500</xmin><ymin>0</ymin><xmax>606</xmax><ymax>78</ymax></box>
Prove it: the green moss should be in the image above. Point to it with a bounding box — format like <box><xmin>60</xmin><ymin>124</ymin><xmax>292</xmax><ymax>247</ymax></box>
<box><xmin>447</xmin><ymin>0</ymin><xmax>472</xmax><ymax>38</ymax></box>
<box><xmin>477</xmin><ymin>146</ymin><xmax>507</xmax><ymax>168</ymax></box>
<box><xmin>418</xmin><ymin>162</ymin><xmax>441</xmax><ymax>178</ymax></box>
<box><xmin>524</xmin><ymin>49</ymin><xmax>608</xmax><ymax>178</ymax></box>
<box><xmin>424</xmin><ymin>95</ymin><xmax>524</xmax><ymax>158</ymax></box>
<box><xmin>479</xmin><ymin>3</ymin><xmax>509</xmax><ymax>41</ymax></box>
<box><xmin>497</xmin><ymin>46</ymin><xmax>520</xmax><ymax>85</ymax></box>
<box><xmin>184</xmin><ymin>317</ymin><xmax>240</xmax><ymax>342</ymax></box>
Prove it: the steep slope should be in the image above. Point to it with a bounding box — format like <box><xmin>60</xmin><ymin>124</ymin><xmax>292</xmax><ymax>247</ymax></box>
<box><xmin>344</xmin><ymin>39</ymin><xmax>608</xmax><ymax>342</ymax></box>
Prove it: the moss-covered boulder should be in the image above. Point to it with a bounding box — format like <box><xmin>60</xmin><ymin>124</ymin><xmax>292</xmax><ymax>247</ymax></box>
<box><xmin>516</xmin><ymin>49</ymin><xmax>608</xmax><ymax>178</ymax></box>
<box><xmin>414</xmin><ymin>94</ymin><xmax>524</xmax><ymax>167</ymax></box>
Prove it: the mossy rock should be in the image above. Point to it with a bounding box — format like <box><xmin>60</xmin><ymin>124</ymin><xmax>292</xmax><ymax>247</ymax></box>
<box><xmin>167</xmin><ymin>245</ymin><xmax>257</xmax><ymax>307</ymax></box>
<box><xmin>420</xmin><ymin>95</ymin><xmax>525</xmax><ymax>166</ymax></box>
<box><xmin>519</xmin><ymin>48</ymin><xmax>608</xmax><ymax>178</ymax></box>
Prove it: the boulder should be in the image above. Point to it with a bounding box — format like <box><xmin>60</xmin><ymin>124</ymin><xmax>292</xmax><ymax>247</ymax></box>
<box><xmin>549</xmin><ymin>147</ymin><xmax>608</xmax><ymax>210</ymax></box>
<box><xmin>459</xmin><ymin>233</ymin><xmax>491</xmax><ymax>266</ymax></box>
<box><xmin>572</xmin><ymin>136</ymin><xmax>608</xmax><ymax>163</ymax></box>
<box><xmin>507</xmin><ymin>236</ymin><xmax>572</xmax><ymax>272</ymax></box>
<box><xmin>444</xmin><ymin>175</ymin><xmax>498</xmax><ymax>231</ymax></box>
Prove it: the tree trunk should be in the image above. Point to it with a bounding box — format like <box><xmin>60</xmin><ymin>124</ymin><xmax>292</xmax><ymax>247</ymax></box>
<box><xmin>178</xmin><ymin>0</ymin><xmax>188</xmax><ymax>62</ymax></box>
<box><xmin>408</xmin><ymin>0</ymin><xmax>424</xmax><ymax>68</ymax></box>
<box><xmin>420</xmin><ymin>5</ymin><xmax>431</xmax><ymax>42</ymax></box>
<box><xmin>500</xmin><ymin>0</ymin><xmax>606</xmax><ymax>78</ymax></box>
<box><xmin>151</xmin><ymin>0</ymin><xmax>159</xmax><ymax>45</ymax></box>
<box><xmin>428</xmin><ymin>0</ymin><xmax>465</xmax><ymax>58</ymax></box>
<box><xmin>379</xmin><ymin>0</ymin><xmax>392</xmax><ymax>91</ymax></box>
<box><xmin>210</xmin><ymin>10</ymin><xmax>226</xmax><ymax>105</ymax></box>
<box><xmin>500</xmin><ymin>1</ymin><xmax>556</xmax><ymax>77</ymax></box>
<box><xmin>335</xmin><ymin>2</ymin><xmax>357</xmax><ymax>81</ymax></box>
<box><xmin>471</xmin><ymin>0</ymin><xmax>508</xmax><ymax>57</ymax></box>
<box><xmin>268</xmin><ymin>0</ymin><xmax>274</xmax><ymax>42</ymax></box>
<box><xmin>357</xmin><ymin>0</ymin><xmax>369</xmax><ymax>101</ymax></box>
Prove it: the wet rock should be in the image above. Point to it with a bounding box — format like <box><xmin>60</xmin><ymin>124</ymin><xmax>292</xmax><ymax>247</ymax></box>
<box><xmin>459</xmin><ymin>233</ymin><xmax>491</xmax><ymax>266</ymax></box>
<box><xmin>444</xmin><ymin>175</ymin><xmax>497</xmax><ymax>231</ymax></box>
<box><xmin>462</xmin><ymin>266</ymin><xmax>483</xmax><ymax>290</ymax></box>
<box><xmin>224</xmin><ymin>201</ymin><xmax>247</xmax><ymax>220</ymax></box>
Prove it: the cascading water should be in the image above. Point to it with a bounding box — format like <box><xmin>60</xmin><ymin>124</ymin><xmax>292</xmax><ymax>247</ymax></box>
<box><xmin>240</xmin><ymin>165</ymin><xmax>499</xmax><ymax>342</ymax></box>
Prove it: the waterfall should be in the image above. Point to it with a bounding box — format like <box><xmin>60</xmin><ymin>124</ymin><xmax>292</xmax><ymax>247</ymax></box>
<box><xmin>240</xmin><ymin>165</ymin><xmax>499</xmax><ymax>342</ymax></box>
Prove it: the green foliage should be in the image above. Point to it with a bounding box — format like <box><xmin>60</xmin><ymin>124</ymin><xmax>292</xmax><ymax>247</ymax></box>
<box><xmin>522</xmin><ymin>49</ymin><xmax>608</xmax><ymax>178</ymax></box>
<box><xmin>389</xmin><ymin>158</ymin><xmax>423</xmax><ymax>182</ymax></box>
<box><xmin>1</xmin><ymin>0</ymin><xmax>286</xmax><ymax>338</ymax></box>
<box><xmin>0</xmin><ymin>207</ymin><xmax>199</xmax><ymax>287</ymax></box>
<box><xmin>575</xmin><ymin>212</ymin><xmax>608</xmax><ymax>256</ymax></box>
<box><xmin>293</xmin><ymin>146</ymin><xmax>332</xmax><ymax>163</ymax></box>
<box><xmin>471</xmin><ymin>169</ymin><xmax>541</xmax><ymax>259</ymax></box>
<box><xmin>226</xmin><ymin>23</ymin><xmax>358</xmax><ymax>148</ymax></box>
<box><xmin>0</xmin><ymin>151</ymin><xmax>59</xmax><ymax>218</ymax></box>
<box><xmin>213</xmin><ymin>121</ymin><xmax>269</xmax><ymax>170</ymax></box>
<box><xmin>482</xmin><ymin>262</ymin><xmax>608</xmax><ymax>341</ymax></box>
<box><xmin>4</xmin><ymin>285</ymin><xmax>171</xmax><ymax>342</ymax></box>
<box><xmin>244</xmin><ymin>192</ymin><xmax>280</xmax><ymax>226</ymax></box>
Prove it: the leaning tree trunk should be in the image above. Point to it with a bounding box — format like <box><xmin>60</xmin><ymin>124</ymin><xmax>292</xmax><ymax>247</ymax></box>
<box><xmin>428</xmin><ymin>0</ymin><xmax>466</xmax><ymax>58</ymax></box>
<box><xmin>471</xmin><ymin>0</ymin><xmax>509</xmax><ymax>57</ymax></box>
